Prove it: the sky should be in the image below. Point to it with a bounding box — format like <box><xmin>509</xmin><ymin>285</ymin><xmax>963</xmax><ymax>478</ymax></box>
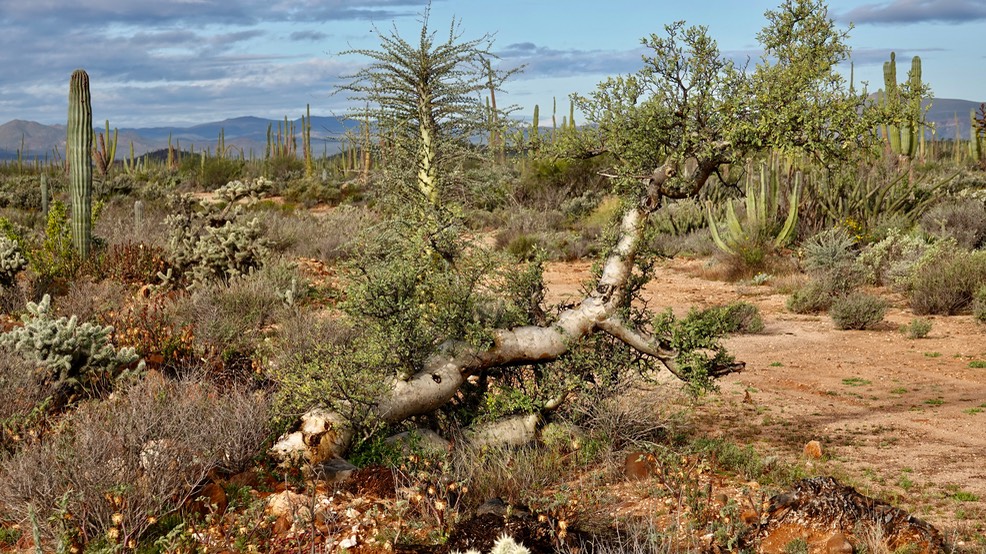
<box><xmin>1</xmin><ymin>0</ymin><xmax>984</xmax><ymax>128</ymax></box>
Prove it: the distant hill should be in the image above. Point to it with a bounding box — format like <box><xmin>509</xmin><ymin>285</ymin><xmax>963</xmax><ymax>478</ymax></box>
<box><xmin>0</xmin><ymin>115</ymin><xmax>357</xmax><ymax>162</ymax></box>
<box><xmin>924</xmin><ymin>98</ymin><xmax>984</xmax><ymax>140</ymax></box>
<box><xmin>2</xmin><ymin>98</ymin><xmax>983</xmax><ymax>162</ymax></box>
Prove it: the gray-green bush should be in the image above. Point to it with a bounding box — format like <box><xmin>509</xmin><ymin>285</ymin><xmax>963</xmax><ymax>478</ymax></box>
<box><xmin>907</xmin><ymin>247</ymin><xmax>986</xmax><ymax>315</ymax></box>
<box><xmin>830</xmin><ymin>292</ymin><xmax>888</xmax><ymax>330</ymax></box>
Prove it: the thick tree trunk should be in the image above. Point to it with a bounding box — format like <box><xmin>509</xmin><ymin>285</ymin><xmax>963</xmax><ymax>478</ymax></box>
<box><xmin>272</xmin><ymin>181</ymin><xmax>743</xmax><ymax>462</ymax></box>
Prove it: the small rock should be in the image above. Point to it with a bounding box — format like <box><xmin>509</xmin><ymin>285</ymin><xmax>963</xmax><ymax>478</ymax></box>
<box><xmin>307</xmin><ymin>457</ymin><xmax>358</xmax><ymax>484</ymax></box>
<box><xmin>184</xmin><ymin>482</ymin><xmax>228</xmax><ymax>517</ymax></box>
<box><xmin>825</xmin><ymin>531</ymin><xmax>853</xmax><ymax>553</ymax></box>
<box><xmin>803</xmin><ymin>440</ymin><xmax>823</xmax><ymax>459</ymax></box>
<box><xmin>623</xmin><ymin>451</ymin><xmax>657</xmax><ymax>480</ymax></box>
<box><xmin>384</xmin><ymin>428</ymin><xmax>451</xmax><ymax>455</ymax></box>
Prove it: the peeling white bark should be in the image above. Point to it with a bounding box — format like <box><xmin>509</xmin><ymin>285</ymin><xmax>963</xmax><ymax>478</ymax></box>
<box><xmin>272</xmin><ymin>191</ymin><xmax>742</xmax><ymax>462</ymax></box>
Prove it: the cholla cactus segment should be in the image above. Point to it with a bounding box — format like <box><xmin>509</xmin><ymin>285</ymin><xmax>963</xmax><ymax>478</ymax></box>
<box><xmin>490</xmin><ymin>534</ymin><xmax>530</xmax><ymax>554</ymax></box>
<box><xmin>451</xmin><ymin>534</ymin><xmax>530</xmax><ymax>554</ymax></box>
<box><xmin>0</xmin><ymin>236</ymin><xmax>27</xmax><ymax>287</ymax></box>
<box><xmin>214</xmin><ymin>177</ymin><xmax>272</xmax><ymax>205</ymax></box>
<box><xmin>0</xmin><ymin>295</ymin><xmax>142</xmax><ymax>395</ymax></box>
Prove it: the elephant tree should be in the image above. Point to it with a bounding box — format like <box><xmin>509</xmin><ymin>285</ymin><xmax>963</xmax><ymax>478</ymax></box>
<box><xmin>275</xmin><ymin>0</ymin><xmax>874</xmax><ymax>460</ymax></box>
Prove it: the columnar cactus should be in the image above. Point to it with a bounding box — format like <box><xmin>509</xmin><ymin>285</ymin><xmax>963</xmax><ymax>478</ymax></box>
<box><xmin>881</xmin><ymin>52</ymin><xmax>923</xmax><ymax>159</ymax></box>
<box><xmin>67</xmin><ymin>69</ymin><xmax>94</xmax><ymax>258</ymax></box>
<box><xmin>40</xmin><ymin>173</ymin><xmax>49</xmax><ymax>217</ymax></box>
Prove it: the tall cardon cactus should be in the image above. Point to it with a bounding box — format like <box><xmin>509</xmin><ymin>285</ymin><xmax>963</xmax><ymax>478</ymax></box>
<box><xmin>67</xmin><ymin>69</ymin><xmax>94</xmax><ymax>258</ymax></box>
<box><xmin>881</xmin><ymin>52</ymin><xmax>923</xmax><ymax>159</ymax></box>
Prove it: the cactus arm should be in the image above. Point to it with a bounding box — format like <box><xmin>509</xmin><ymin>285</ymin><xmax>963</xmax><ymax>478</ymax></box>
<box><xmin>773</xmin><ymin>174</ymin><xmax>801</xmax><ymax>248</ymax></box>
<box><xmin>706</xmin><ymin>200</ymin><xmax>736</xmax><ymax>255</ymax></box>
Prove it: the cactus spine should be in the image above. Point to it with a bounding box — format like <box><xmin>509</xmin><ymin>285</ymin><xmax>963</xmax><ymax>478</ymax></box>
<box><xmin>67</xmin><ymin>69</ymin><xmax>93</xmax><ymax>258</ymax></box>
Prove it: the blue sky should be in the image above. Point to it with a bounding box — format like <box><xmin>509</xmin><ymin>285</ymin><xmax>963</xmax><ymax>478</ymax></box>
<box><xmin>1</xmin><ymin>0</ymin><xmax>984</xmax><ymax>127</ymax></box>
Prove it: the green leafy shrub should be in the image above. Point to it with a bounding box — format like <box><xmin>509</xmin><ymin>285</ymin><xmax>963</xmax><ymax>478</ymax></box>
<box><xmin>901</xmin><ymin>317</ymin><xmax>933</xmax><ymax>339</ymax></box>
<box><xmin>907</xmin><ymin>247</ymin><xmax>986</xmax><ymax>315</ymax></box>
<box><xmin>830</xmin><ymin>292</ymin><xmax>887</xmax><ymax>330</ymax></box>
<box><xmin>183</xmin><ymin>155</ymin><xmax>244</xmax><ymax>189</ymax></box>
<box><xmin>0</xmin><ymin>376</ymin><xmax>269</xmax><ymax>551</ymax></box>
<box><xmin>698</xmin><ymin>302</ymin><xmax>765</xmax><ymax>334</ymax></box>
<box><xmin>855</xmin><ymin>229</ymin><xmax>936</xmax><ymax>287</ymax></box>
<box><xmin>0</xmin><ymin>295</ymin><xmax>142</xmax><ymax>407</ymax></box>
<box><xmin>974</xmin><ymin>285</ymin><xmax>986</xmax><ymax>323</ymax></box>
<box><xmin>28</xmin><ymin>200</ymin><xmax>84</xmax><ymax>285</ymax></box>
<box><xmin>786</xmin><ymin>280</ymin><xmax>836</xmax><ymax>314</ymax></box>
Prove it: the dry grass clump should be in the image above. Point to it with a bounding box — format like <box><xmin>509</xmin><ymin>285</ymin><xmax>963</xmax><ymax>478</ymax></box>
<box><xmin>0</xmin><ymin>374</ymin><xmax>270</xmax><ymax>551</ymax></box>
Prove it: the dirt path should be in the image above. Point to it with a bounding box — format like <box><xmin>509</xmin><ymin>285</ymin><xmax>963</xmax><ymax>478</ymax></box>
<box><xmin>543</xmin><ymin>257</ymin><xmax>986</xmax><ymax>533</ymax></box>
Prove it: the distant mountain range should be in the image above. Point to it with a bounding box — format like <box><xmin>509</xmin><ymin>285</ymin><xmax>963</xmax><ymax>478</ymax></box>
<box><xmin>0</xmin><ymin>97</ymin><xmax>983</xmax><ymax>163</ymax></box>
<box><xmin>0</xmin><ymin>116</ymin><xmax>358</xmax><ymax>162</ymax></box>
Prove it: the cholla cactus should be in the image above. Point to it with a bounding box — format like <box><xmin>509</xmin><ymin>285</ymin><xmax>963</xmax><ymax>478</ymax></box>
<box><xmin>166</xmin><ymin>178</ymin><xmax>272</xmax><ymax>287</ymax></box>
<box><xmin>214</xmin><ymin>176</ymin><xmax>272</xmax><ymax>205</ymax></box>
<box><xmin>0</xmin><ymin>236</ymin><xmax>27</xmax><ymax>287</ymax></box>
<box><xmin>453</xmin><ymin>534</ymin><xmax>530</xmax><ymax>554</ymax></box>
<box><xmin>0</xmin><ymin>295</ymin><xmax>142</xmax><ymax>400</ymax></box>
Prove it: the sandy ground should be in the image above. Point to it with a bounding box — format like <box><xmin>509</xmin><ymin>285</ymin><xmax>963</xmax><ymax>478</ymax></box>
<box><xmin>542</xmin><ymin>257</ymin><xmax>986</xmax><ymax>535</ymax></box>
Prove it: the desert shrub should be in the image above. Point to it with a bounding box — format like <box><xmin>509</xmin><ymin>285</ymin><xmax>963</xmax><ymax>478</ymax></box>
<box><xmin>268</xmin><ymin>322</ymin><xmax>389</xmax><ymax>433</ymax></box>
<box><xmin>265</xmin><ymin>153</ymin><xmax>304</xmax><ymax>181</ymax></box>
<box><xmin>854</xmin><ymin>229</ymin><xmax>936</xmax><ymax>287</ymax></box>
<box><xmin>0</xmin><ymin>376</ymin><xmax>270</xmax><ymax>550</ymax></box>
<box><xmin>901</xmin><ymin>317</ymin><xmax>933</xmax><ymax>339</ymax></box>
<box><xmin>786</xmin><ymin>279</ymin><xmax>840</xmax><ymax>314</ymax></box>
<box><xmin>974</xmin><ymin>286</ymin><xmax>986</xmax><ymax>323</ymax></box>
<box><xmin>27</xmin><ymin>200</ymin><xmax>85</xmax><ymax>285</ymax></box>
<box><xmin>264</xmin><ymin>205</ymin><xmax>377</xmax><ymax>261</ymax></box>
<box><xmin>710</xmin><ymin>302</ymin><xmax>766</xmax><ymax>334</ymax></box>
<box><xmin>96</xmin><ymin>241</ymin><xmax>170</xmax><ymax>286</ymax></box>
<box><xmin>801</xmin><ymin>227</ymin><xmax>856</xmax><ymax>274</ymax></box>
<box><xmin>182</xmin><ymin>155</ymin><xmax>244</xmax><ymax>189</ymax></box>
<box><xmin>907</xmin><ymin>247</ymin><xmax>986</xmax><ymax>315</ymax></box>
<box><xmin>829</xmin><ymin>292</ymin><xmax>887</xmax><ymax>330</ymax></box>
<box><xmin>0</xmin><ymin>346</ymin><xmax>53</xmax><ymax>452</ymax></box>
<box><xmin>100</xmin><ymin>294</ymin><xmax>197</xmax><ymax>376</ymax></box>
<box><xmin>0</xmin><ymin>295</ymin><xmax>142</xmax><ymax>408</ymax></box>
<box><xmin>0</xmin><ymin>174</ymin><xmax>45</xmax><ymax>210</ymax></box>
<box><xmin>652</xmin><ymin>307</ymin><xmax>740</xmax><ymax>393</ymax></box>
<box><xmin>93</xmin><ymin>197</ymin><xmax>170</xmax><ymax>250</ymax></box>
<box><xmin>54</xmin><ymin>279</ymin><xmax>129</xmax><ymax>322</ymax></box>
<box><xmin>920</xmin><ymin>197</ymin><xmax>986</xmax><ymax>250</ymax></box>
<box><xmin>173</xmin><ymin>262</ymin><xmax>299</xmax><ymax>382</ymax></box>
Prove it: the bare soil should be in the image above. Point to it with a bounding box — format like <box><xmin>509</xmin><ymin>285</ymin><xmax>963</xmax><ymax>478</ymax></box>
<box><xmin>542</xmin><ymin>257</ymin><xmax>986</xmax><ymax>538</ymax></box>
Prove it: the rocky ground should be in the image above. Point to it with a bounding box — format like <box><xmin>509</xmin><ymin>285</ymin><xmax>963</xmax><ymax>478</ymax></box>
<box><xmin>543</xmin><ymin>257</ymin><xmax>986</xmax><ymax>543</ymax></box>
